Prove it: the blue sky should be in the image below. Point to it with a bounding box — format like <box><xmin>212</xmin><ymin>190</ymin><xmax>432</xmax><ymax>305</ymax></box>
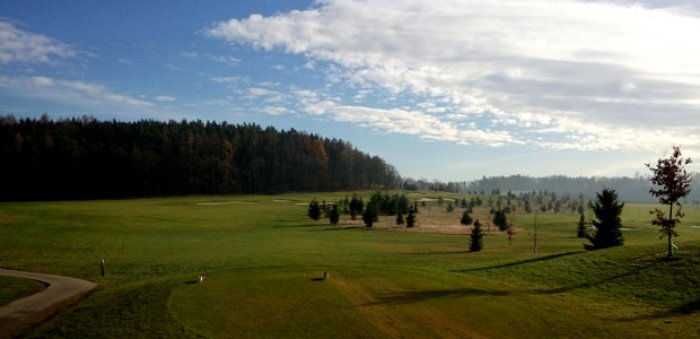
<box><xmin>1</xmin><ymin>0</ymin><xmax>699</xmax><ymax>181</ymax></box>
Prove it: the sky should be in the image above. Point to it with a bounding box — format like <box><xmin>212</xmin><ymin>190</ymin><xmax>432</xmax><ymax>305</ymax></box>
<box><xmin>1</xmin><ymin>0</ymin><xmax>699</xmax><ymax>181</ymax></box>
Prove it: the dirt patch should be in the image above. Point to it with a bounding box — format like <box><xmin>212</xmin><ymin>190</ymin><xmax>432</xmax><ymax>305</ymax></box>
<box><xmin>196</xmin><ymin>201</ymin><xmax>256</xmax><ymax>206</ymax></box>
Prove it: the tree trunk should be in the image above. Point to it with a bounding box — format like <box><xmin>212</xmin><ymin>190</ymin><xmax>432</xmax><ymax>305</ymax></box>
<box><xmin>668</xmin><ymin>203</ymin><xmax>674</xmax><ymax>258</ymax></box>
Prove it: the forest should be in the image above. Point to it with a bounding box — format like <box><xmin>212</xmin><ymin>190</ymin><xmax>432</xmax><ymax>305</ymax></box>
<box><xmin>0</xmin><ymin>115</ymin><xmax>400</xmax><ymax>201</ymax></box>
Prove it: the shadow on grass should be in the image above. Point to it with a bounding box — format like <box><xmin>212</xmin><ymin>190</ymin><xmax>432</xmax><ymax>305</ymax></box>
<box><xmin>183</xmin><ymin>280</ymin><xmax>199</xmax><ymax>284</ymax></box>
<box><xmin>618</xmin><ymin>298</ymin><xmax>700</xmax><ymax>321</ymax></box>
<box><xmin>534</xmin><ymin>262</ymin><xmax>654</xmax><ymax>295</ymax></box>
<box><xmin>310</xmin><ymin>277</ymin><xmax>325</xmax><ymax>282</ymax></box>
<box><xmin>368</xmin><ymin>287</ymin><xmax>511</xmax><ymax>305</ymax></box>
<box><xmin>451</xmin><ymin>251</ymin><xmax>582</xmax><ymax>273</ymax></box>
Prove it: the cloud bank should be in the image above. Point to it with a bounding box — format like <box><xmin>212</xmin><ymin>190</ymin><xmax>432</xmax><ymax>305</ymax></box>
<box><xmin>207</xmin><ymin>0</ymin><xmax>700</xmax><ymax>151</ymax></box>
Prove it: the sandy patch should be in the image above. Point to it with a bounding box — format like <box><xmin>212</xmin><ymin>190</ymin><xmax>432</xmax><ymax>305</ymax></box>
<box><xmin>418</xmin><ymin>198</ymin><xmax>456</xmax><ymax>202</ymax></box>
<box><xmin>273</xmin><ymin>199</ymin><xmax>293</xmax><ymax>203</ymax></box>
<box><xmin>196</xmin><ymin>201</ymin><xmax>255</xmax><ymax>206</ymax></box>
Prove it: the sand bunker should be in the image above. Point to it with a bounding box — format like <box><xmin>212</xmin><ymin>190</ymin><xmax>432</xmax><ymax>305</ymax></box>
<box><xmin>196</xmin><ymin>201</ymin><xmax>255</xmax><ymax>206</ymax></box>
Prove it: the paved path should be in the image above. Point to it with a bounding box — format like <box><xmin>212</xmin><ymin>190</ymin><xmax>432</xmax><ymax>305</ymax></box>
<box><xmin>0</xmin><ymin>268</ymin><xmax>97</xmax><ymax>338</ymax></box>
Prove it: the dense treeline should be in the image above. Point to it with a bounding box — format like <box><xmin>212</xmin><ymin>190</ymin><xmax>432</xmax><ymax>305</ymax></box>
<box><xmin>0</xmin><ymin>115</ymin><xmax>400</xmax><ymax>201</ymax></box>
<box><xmin>458</xmin><ymin>174</ymin><xmax>700</xmax><ymax>203</ymax></box>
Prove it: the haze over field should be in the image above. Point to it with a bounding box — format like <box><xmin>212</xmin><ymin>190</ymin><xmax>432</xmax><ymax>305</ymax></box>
<box><xmin>1</xmin><ymin>0</ymin><xmax>699</xmax><ymax>180</ymax></box>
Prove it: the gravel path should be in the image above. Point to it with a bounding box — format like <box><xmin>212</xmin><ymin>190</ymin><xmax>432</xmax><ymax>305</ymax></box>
<box><xmin>0</xmin><ymin>268</ymin><xmax>97</xmax><ymax>338</ymax></box>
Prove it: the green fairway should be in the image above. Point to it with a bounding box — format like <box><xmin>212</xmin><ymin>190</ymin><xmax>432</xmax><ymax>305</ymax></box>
<box><xmin>1</xmin><ymin>193</ymin><xmax>699</xmax><ymax>338</ymax></box>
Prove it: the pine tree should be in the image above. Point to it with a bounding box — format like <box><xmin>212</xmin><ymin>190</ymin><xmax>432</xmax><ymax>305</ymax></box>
<box><xmin>470</xmin><ymin>220</ymin><xmax>483</xmax><ymax>252</ymax></box>
<box><xmin>406</xmin><ymin>206</ymin><xmax>416</xmax><ymax>228</ymax></box>
<box><xmin>396</xmin><ymin>210</ymin><xmax>404</xmax><ymax>225</ymax></box>
<box><xmin>446</xmin><ymin>202</ymin><xmax>454</xmax><ymax>213</ymax></box>
<box><xmin>585</xmin><ymin>189</ymin><xmax>624</xmax><ymax>250</ymax></box>
<box><xmin>329</xmin><ymin>204</ymin><xmax>340</xmax><ymax>225</ymax></box>
<box><xmin>349</xmin><ymin>195</ymin><xmax>364</xmax><ymax>220</ymax></box>
<box><xmin>460</xmin><ymin>210</ymin><xmax>473</xmax><ymax>225</ymax></box>
<box><xmin>308</xmin><ymin>199</ymin><xmax>321</xmax><ymax>221</ymax></box>
<box><xmin>362</xmin><ymin>204</ymin><xmax>378</xmax><ymax>227</ymax></box>
<box><xmin>493</xmin><ymin>209</ymin><xmax>508</xmax><ymax>231</ymax></box>
<box><xmin>576</xmin><ymin>213</ymin><xmax>587</xmax><ymax>238</ymax></box>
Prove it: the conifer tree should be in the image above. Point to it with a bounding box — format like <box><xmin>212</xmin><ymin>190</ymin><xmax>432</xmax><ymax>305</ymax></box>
<box><xmin>585</xmin><ymin>189</ymin><xmax>624</xmax><ymax>250</ymax></box>
<box><xmin>493</xmin><ymin>209</ymin><xmax>508</xmax><ymax>231</ymax></box>
<box><xmin>329</xmin><ymin>204</ymin><xmax>340</xmax><ymax>225</ymax></box>
<box><xmin>460</xmin><ymin>210</ymin><xmax>473</xmax><ymax>225</ymax></box>
<box><xmin>576</xmin><ymin>213</ymin><xmax>587</xmax><ymax>238</ymax></box>
<box><xmin>308</xmin><ymin>199</ymin><xmax>321</xmax><ymax>221</ymax></box>
<box><xmin>470</xmin><ymin>220</ymin><xmax>483</xmax><ymax>252</ymax></box>
<box><xmin>349</xmin><ymin>195</ymin><xmax>364</xmax><ymax>220</ymax></box>
<box><xmin>362</xmin><ymin>203</ymin><xmax>378</xmax><ymax>227</ymax></box>
<box><xmin>406</xmin><ymin>206</ymin><xmax>416</xmax><ymax>228</ymax></box>
<box><xmin>396</xmin><ymin>210</ymin><xmax>405</xmax><ymax>225</ymax></box>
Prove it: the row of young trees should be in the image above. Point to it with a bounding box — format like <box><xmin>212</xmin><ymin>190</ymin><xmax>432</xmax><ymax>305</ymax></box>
<box><xmin>0</xmin><ymin>115</ymin><xmax>401</xmax><ymax>200</ymax></box>
<box><xmin>307</xmin><ymin>192</ymin><xmax>418</xmax><ymax>228</ymax></box>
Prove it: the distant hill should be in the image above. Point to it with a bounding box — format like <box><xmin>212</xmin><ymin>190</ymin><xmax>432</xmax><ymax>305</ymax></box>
<box><xmin>457</xmin><ymin>174</ymin><xmax>700</xmax><ymax>204</ymax></box>
<box><xmin>0</xmin><ymin>115</ymin><xmax>400</xmax><ymax>201</ymax></box>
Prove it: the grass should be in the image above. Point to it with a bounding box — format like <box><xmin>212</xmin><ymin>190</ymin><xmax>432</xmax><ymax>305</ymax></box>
<box><xmin>0</xmin><ymin>276</ymin><xmax>43</xmax><ymax>306</ymax></box>
<box><xmin>0</xmin><ymin>192</ymin><xmax>699</xmax><ymax>338</ymax></box>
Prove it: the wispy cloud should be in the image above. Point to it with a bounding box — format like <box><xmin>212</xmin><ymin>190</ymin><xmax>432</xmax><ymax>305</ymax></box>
<box><xmin>206</xmin><ymin>0</ymin><xmax>700</xmax><ymax>152</ymax></box>
<box><xmin>209</xmin><ymin>54</ymin><xmax>241</xmax><ymax>66</ymax></box>
<box><xmin>0</xmin><ymin>75</ymin><xmax>154</xmax><ymax>108</ymax></box>
<box><xmin>154</xmin><ymin>95</ymin><xmax>176</xmax><ymax>103</ymax></box>
<box><xmin>0</xmin><ymin>19</ymin><xmax>77</xmax><ymax>64</ymax></box>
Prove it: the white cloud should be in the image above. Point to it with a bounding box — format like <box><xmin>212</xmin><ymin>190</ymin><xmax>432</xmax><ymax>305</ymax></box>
<box><xmin>260</xmin><ymin>105</ymin><xmax>289</xmax><ymax>115</ymax></box>
<box><xmin>0</xmin><ymin>75</ymin><xmax>154</xmax><ymax>108</ymax></box>
<box><xmin>294</xmin><ymin>90</ymin><xmax>515</xmax><ymax>146</ymax></box>
<box><xmin>154</xmin><ymin>95</ymin><xmax>176</xmax><ymax>102</ymax></box>
<box><xmin>210</xmin><ymin>76</ymin><xmax>248</xmax><ymax>84</ymax></box>
<box><xmin>209</xmin><ymin>54</ymin><xmax>241</xmax><ymax>65</ymax></box>
<box><xmin>0</xmin><ymin>19</ymin><xmax>77</xmax><ymax>64</ymax></box>
<box><xmin>207</xmin><ymin>0</ymin><xmax>700</xmax><ymax>152</ymax></box>
<box><xmin>245</xmin><ymin>86</ymin><xmax>287</xmax><ymax>103</ymax></box>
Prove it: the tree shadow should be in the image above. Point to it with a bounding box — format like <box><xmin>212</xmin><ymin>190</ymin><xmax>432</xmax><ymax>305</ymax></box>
<box><xmin>183</xmin><ymin>280</ymin><xmax>199</xmax><ymax>285</ymax></box>
<box><xmin>367</xmin><ymin>287</ymin><xmax>511</xmax><ymax>305</ymax></box>
<box><xmin>533</xmin><ymin>262</ymin><xmax>654</xmax><ymax>295</ymax></box>
<box><xmin>310</xmin><ymin>277</ymin><xmax>326</xmax><ymax>282</ymax></box>
<box><xmin>617</xmin><ymin>298</ymin><xmax>700</xmax><ymax>321</ymax></box>
<box><xmin>451</xmin><ymin>251</ymin><xmax>582</xmax><ymax>273</ymax></box>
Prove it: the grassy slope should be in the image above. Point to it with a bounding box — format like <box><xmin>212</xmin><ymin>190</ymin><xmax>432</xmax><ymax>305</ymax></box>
<box><xmin>0</xmin><ymin>192</ymin><xmax>698</xmax><ymax>338</ymax></box>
